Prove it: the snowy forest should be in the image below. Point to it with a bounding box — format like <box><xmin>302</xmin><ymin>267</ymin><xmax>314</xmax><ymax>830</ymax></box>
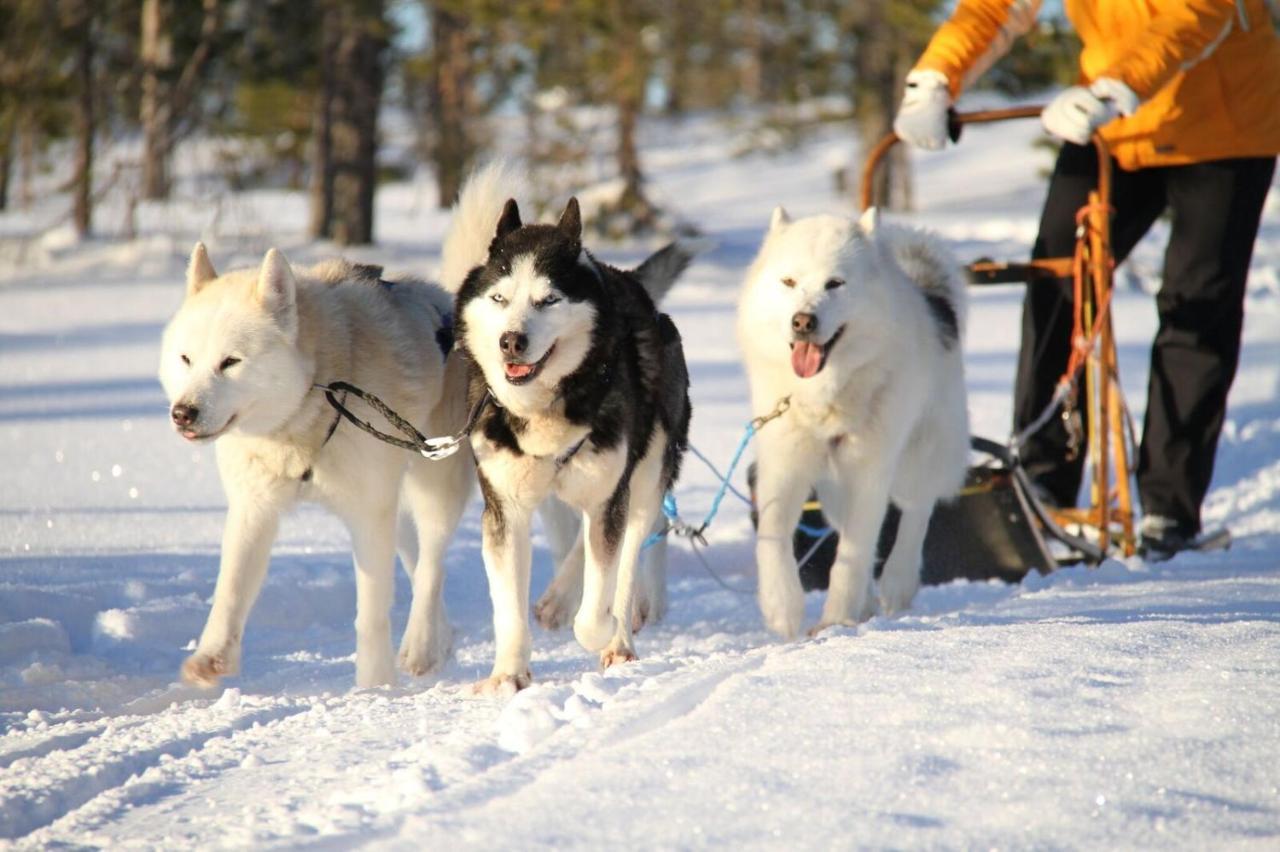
<box><xmin>3</xmin><ymin>1</ymin><xmax>1280</xmax><ymax>848</ymax></box>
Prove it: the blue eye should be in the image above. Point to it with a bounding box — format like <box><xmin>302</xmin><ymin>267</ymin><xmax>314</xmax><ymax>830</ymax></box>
<box><xmin>490</xmin><ymin>293</ymin><xmax>507</xmax><ymax>305</ymax></box>
<box><xmin>536</xmin><ymin>295</ymin><xmax>561</xmax><ymax>309</ymax></box>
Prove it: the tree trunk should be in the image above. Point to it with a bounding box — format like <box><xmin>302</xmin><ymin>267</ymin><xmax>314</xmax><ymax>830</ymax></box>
<box><xmin>140</xmin><ymin>0</ymin><xmax>173</xmax><ymax>200</ymax></box>
<box><xmin>429</xmin><ymin>6</ymin><xmax>472</xmax><ymax>208</ymax></box>
<box><xmin>852</xmin><ymin>5</ymin><xmax>913</xmax><ymax>212</ymax></box>
<box><xmin>308</xmin><ymin>2</ymin><xmax>337</xmax><ymax>240</ymax></box>
<box><xmin>19</xmin><ymin>114</ymin><xmax>35</xmax><ymax>209</ymax></box>
<box><xmin>329</xmin><ymin>4</ymin><xmax>386</xmax><ymax>246</ymax></box>
<box><xmin>0</xmin><ymin>113</ymin><xmax>12</xmax><ymax>211</ymax></box>
<box><xmin>72</xmin><ymin>12</ymin><xmax>95</xmax><ymax>238</ymax></box>
<box><xmin>740</xmin><ymin>0</ymin><xmax>763</xmax><ymax>104</ymax></box>
<box><xmin>610</xmin><ymin>6</ymin><xmax>657</xmax><ymax>232</ymax></box>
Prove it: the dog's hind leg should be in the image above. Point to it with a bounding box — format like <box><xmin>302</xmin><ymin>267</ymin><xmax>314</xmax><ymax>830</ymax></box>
<box><xmin>398</xmin><ymin>450</ymin><xmax>471</xmax><ymax>677</ymax></box>
<box><xmin>534</xmin><ymin>497</ymin><xmax>584</xmax><ymax>631</ymax></box>
<box><xmin>877</xmin><ymin>504</ymin><xmax>928</xmax><ymax>615</ymax></box>
<box><xmin>634</xmin><ymin>522</ymin><xmax>668</xmax><ymax>630</ymax></box>
<box><xmin>182</xmin><ymin>498</ymin><xmax>284</xmax><ymax>688</ymax></box>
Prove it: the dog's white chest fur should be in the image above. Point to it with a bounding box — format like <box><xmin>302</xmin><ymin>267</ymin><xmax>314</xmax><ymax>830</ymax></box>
<box><xmin>514</xmin><ymin>409</ymin><xmax>590</xmax><ymax>459</ymax></box>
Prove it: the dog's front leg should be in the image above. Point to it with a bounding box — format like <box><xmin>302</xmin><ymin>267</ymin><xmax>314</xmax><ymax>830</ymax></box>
<box><xmin>599</xmin><ymin>491</ymin><xmax>664</xmax><ymax>668</ymax></box>
<box><xmin>182</xmin><ymin>501</ymin><xmax>281</xmax><ymax>688</ymax></box>
<box><xmin>348</xmin><ymin>499</ymin><xmax>400</xmax><ymax>688</ymax></box>
<box><xmin>397</xmin><ymin>450</ymin><xmax>471</xmax><ymax>677</ymax></box>
<box><xmin>574</xmin><ymin>503</ymin><xmax>621</xmax><ymax>653</ymax></box>
<box><xmin>476</xmin><ymin>494</ymin><xmax>535</xmax><ymax>695</ymax></box>
<box><xmin>754</xmin><ymin>430</ymin><xmax>822</xmax><ymax>639</ymax></box>
<box><xmin>816</xmin><ymin>458</ymin><xmax>892</xmax><ymax>632</ymax></box>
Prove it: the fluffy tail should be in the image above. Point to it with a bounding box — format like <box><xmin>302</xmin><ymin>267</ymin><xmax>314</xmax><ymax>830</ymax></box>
<box><xmin>440</xmin><ymin>160</ymin><xmax>527</xmax><ymax>293</ymax></box>
<box><xmin>632</xmin><ymin>238</ymin><xmax>707</xmax><ymax>304</ymax></box>
<box><xmin>879</xmin><ymin>222</ymin><xmax>969</xmax><ymax>339</ymax></box>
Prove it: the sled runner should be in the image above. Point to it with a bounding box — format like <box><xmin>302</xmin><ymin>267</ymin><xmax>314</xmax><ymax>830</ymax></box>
<box><xmin>774</xmin><ymin>106</ymin><xmax>1150</xmax><ymax>585</ymax></box>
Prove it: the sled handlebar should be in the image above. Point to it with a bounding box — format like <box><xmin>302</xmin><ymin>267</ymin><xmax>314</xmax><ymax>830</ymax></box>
<box><xmin>859</xmin><ymin>105</ymin><xmax>1112</xmax><ymax>217</ymax></box>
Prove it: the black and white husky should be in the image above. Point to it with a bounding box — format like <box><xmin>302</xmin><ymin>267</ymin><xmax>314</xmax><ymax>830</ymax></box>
<box><xmin>442</xmin><ymin>164</ymin><xmax>694</xmax><ymax>693</ymax></box>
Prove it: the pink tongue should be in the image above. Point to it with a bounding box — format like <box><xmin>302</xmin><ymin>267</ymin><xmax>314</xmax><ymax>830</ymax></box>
<box><xmin>791</xmin><ymin>342</ymin><xmax>823</xmax><ymax>378</ymax></box>
<box><xmin>505</xmin><ymin>362</ymin><xmax>534</xmax><ymax>379</ymax></box>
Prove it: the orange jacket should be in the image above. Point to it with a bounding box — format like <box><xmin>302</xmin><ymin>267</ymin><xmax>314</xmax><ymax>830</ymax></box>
<box><xmin>914</xmin><ymin>0</ymin><xmax>1280</xmax><ymax>170</ymax></box>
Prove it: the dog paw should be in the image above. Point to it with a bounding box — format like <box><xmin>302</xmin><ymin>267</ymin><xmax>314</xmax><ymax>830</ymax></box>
<box><xmin>181</xmin><ymin>651</ymin><xmax>234</xmax><ymax>688</ymax></box>
<box><xmin>807</xmin><ymin>619</ymin><xmax>859</xmax><ymax>638</ymax></box>
<box><xmin>878</xmin><ymin>573</ymin><xmax>920</xmax><ymax>616</ymax></box>
<box><xmin>468</xmin><ymin>671</ymin><xmax>532</xmax><ymax>697</ymax></box>
<box><xmin>599</xmin><ymin>645</ymin><xmax>637</xmax><ymax>669</ymax></box>
<box><xmin>356</xmin><ymin>648</ymin><xmax>398</xmax><ymax>689</ymax></box>
<box><xmin>534</xmin><ymin>585</ymin><xmax>576</xmax><ymax>631</ymax></box>
<box><xmin>760</xmin><ymin>595</ymin><xmax>805</xmax><ymax>640</ymax></box>
<box><xmin>398</xmin><ymin>617</ymin><xmax>453</xmax><ymax>677</ymax></box>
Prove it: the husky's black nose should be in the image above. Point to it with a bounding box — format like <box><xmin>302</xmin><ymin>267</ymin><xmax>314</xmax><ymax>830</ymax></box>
<box><xmin>791</xmin><ymin>312</ymin><xmax>818</xmax><ymax>336</ymax></box>
<box><xmin>499</xmin><ymin>331</ymin><xmax>529</xmax><ymax>358</ymax></box>
<box><xmin>171</xmin><ymin>404</ymin><xmax>199</xmax><ymax>427</ymax></box>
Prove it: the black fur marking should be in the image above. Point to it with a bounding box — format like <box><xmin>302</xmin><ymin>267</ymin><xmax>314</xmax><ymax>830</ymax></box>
<box><xmin>557</xmin><ymin>197</ymin><xmax>582</xmax><ymax>243</ymax></box>
<box><xmin>924</xmin><ymin>291</ymin><xmax>959</xmax><ymax>350</ymax></box>
<box><xmin>476</xmin><ymin>468</ymin><xmax>506</xmax><ymax>545</ymax></box>
<box><xmin>435</xmin><ymin>317</ymin><xmax>454</xmax><ymax>357</ymax></box>
<box><xmin>494</xmin><ymin>199</ymin><xmax>523</xmax><ymax>246</ymax></box>
<box><xmin>603</xmin><ymin>482</ymin><xmax>630</xmax><ymax>551</ymax></box>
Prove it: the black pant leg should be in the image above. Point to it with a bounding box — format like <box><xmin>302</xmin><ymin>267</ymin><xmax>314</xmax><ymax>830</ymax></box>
<box><xmin>1137</xmin><ymin>156</ymin><xmax>1277</xmax><ymax>533</ymax></box>
<box><xmin>1013</xmin><ymin>143</ymin><xmax>1167</xmax><ymax>505</ymax></box>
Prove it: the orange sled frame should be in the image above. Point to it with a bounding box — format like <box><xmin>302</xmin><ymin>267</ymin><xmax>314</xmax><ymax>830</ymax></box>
<box><xmin>861</xmin><ymin>105</ymin><xmax>1137</xmax><ymax>561</ymax></box>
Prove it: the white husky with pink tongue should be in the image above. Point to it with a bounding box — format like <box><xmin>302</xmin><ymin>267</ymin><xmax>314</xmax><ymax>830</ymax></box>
<box><xmin>737</xmin><ymin>206</ymin><xmax>971</xmax><ymax>638</ymax></box>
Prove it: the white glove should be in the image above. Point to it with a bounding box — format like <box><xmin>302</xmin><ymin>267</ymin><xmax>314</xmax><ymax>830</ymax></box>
<box><xmin>1040</xmin><ymin>77</ymin><xmax>1140</xmax><ymax>145</ymax></box>
<box><xmin>893</xmin><ymin>70</ymin><xmax>952</xmax><ymax>151</ymax></box>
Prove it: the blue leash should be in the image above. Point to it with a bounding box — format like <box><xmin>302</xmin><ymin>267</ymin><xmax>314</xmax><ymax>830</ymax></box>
<box><xmin>642</xmin><ymin>395</ymin><xmax>830</xmax><ymax>550</ymax></box>
<box><xmin>642</xmin><ymin>421</ymin><xmax>756</xmax><ymax>550</ymax></box>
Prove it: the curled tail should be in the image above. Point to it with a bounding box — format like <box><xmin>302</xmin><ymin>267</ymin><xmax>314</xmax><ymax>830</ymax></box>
<box><xmin>633</xmin><ymin>238</ymin><xmax>708</xmax><ymax>304</ymax></box>
<box><xmin>440</xmin><ymin>161</ymin><xmax>528</xmax><ymax>294</ymax></box>
<box><xmin>861</xmin><ymin>207</ymin><xmax>968</xmax><ymax>341</ymax></box>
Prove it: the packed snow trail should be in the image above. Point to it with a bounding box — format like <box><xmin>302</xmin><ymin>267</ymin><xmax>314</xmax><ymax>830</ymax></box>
<box><xmin>3</xmin><ymin>114</ymin><xmax>1280</xmax><ymax>847</ymax></box>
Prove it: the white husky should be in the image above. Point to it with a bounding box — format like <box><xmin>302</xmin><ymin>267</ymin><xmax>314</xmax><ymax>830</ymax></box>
<box><xmin>159</xmin><ymin>245</ymin><xmax>472</xmax><ymax>688</ymax></box>
<box><xmin>738</xmin><ymin>207</ymin><xmax>969</xmax><ymax>637</ymax></box>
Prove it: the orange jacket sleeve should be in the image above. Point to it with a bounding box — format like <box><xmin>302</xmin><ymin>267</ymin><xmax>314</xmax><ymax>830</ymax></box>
<box><xmin>1100</xmin><ymin>0</ymin><xmax>1237</xmax><ymax>99</ymax></box>
<box><xmin>914</xmin><ymin>0</ymin><xmax>1039</xmax><ymax>97</ymax></box>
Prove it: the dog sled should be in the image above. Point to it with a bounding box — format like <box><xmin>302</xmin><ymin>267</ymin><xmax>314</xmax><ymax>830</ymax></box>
<box><xmin>766</xmin><ymin>106</ymin><xmax>1144</xmax><ymax>589</ymax></box>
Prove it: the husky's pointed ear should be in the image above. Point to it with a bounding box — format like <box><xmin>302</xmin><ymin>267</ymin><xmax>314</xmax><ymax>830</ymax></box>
<box><xmin>186</xmin><ymin>242</ymin><xmax>217</xmax><ymax>295</ymax></box>
<box><xmin>557</xmin><ymin>197</ymin><xmax>583</xmax><ymax>243</ymax></box>
<box><xmin>495</xmin><ymin>198</ymin><xmax>522</xmax><ymax>241</ymax></box>
<box><xmin>256</xmin><ymin>248</ymin><xmax>298</xmax><ymax>339</ymax></box>
<box><xmin>769</xmin><ymin>206</ymin><xmax>791</xmax><ymax>233</ymax></box>
<box><xmin>859</xmin><ymin>206</ymin><xmax>880</xmax><ymax>235</ymax></box>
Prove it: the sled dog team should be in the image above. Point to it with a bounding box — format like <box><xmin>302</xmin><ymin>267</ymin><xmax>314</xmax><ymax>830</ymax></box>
<box><xmin>159</xmin><ymin>163</ymin><xmax>969</xmax><ymax>693</ymax></box>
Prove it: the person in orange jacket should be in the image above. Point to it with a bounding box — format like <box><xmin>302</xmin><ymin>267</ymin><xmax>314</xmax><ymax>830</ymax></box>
<box><xmin>894</xmin><ymin>0</ymin><xmax>1280</xmax><ymax>559</ymax></box>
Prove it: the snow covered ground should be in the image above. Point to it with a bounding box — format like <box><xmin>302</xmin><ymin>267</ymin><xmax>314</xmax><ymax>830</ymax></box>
<box><xmin>2</xmin><ymin>112</ymin><xmax>1279</xmax><ymax>848</ymax></box>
